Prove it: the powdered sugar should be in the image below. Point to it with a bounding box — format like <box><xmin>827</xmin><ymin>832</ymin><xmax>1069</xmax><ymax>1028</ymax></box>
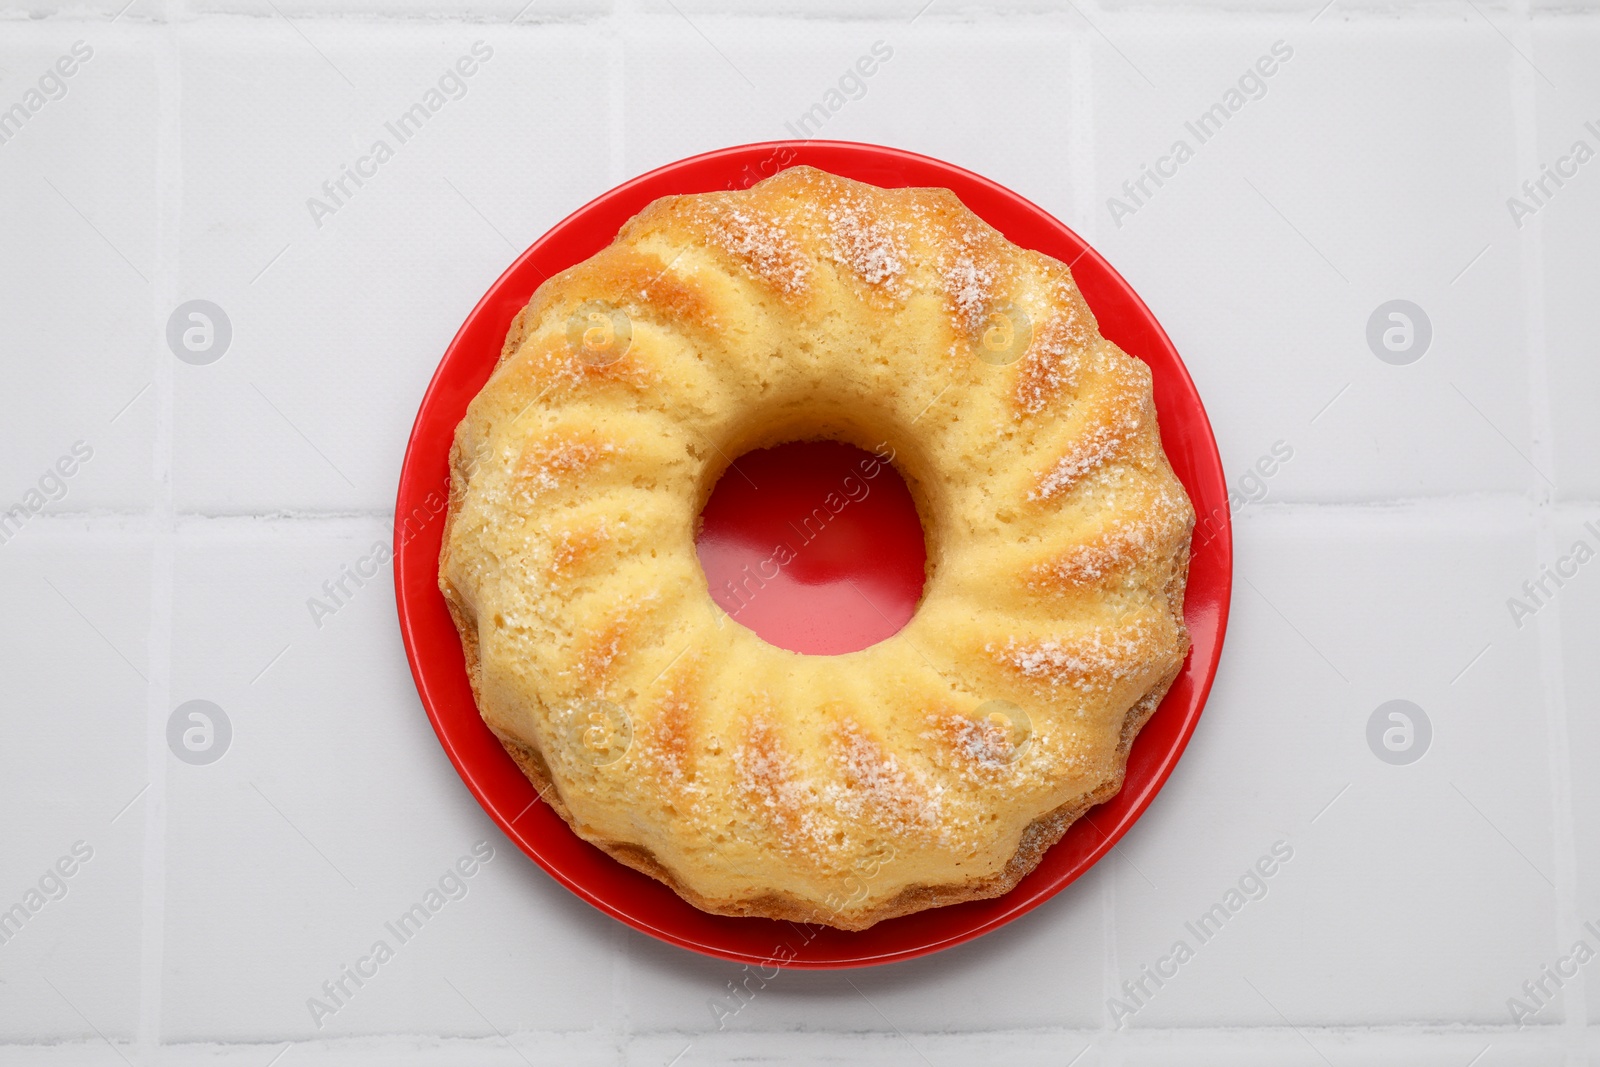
<box><xmin>825</xmin><ymin>203</ymin><xmax>907</xmax><ymax>292</ymax></box>
<box><xmin>730</xmin><ymin>715</ymin><xmax>946</xmax><ymax>865</ymax></box>
<box><xmin>943</xmin><ymin>254</ymin><xmax>995</xmax><ymax>332</ymax></box>
<box><xmin>518</xmin><ymin>437</ymin><xmax>618</xmax><ymax>495</ymax></box>
<box><xmin>547</xmin><ymin>520</ymin><xmax>612</xmax><ymax>576</ymax></box>
<box><xmin>824</xmin><ymin>720</ymin><xmax>944</xmax><ymax>840</ymax></box>
<box><xmin>1013</xmin><ymin>308</ymin><xmax>1086</xmax><ymax>416</ymax></box>
<box><xmin>988</xmin><ymin>620</ymin><xmax>1156</xmax><ymax>693</ymax></box>
<box><xmin>587</xmin><ymin>628</ymin><xmax>623</xmax><ymax>676</ymax></box>
<box><xmin>568</xmin><ymin>590</ymin><xmax>661</xmax><ymax>688</ymax></box>
<box><xmin>734</xmin><ymin>714</ymin><xmax>832</xmax><ymax>859</ymax></box>
<box><xmin>943</xmin><ymin>712</ymin><xmax>1025</xmax><ymax>769</ymax></box>
<box><xmin>511</xmin><ymin>328</ymin><xmax>654</xmax><ymax>402</ymax></box>
<box><xmin>1030</xmin><ymin>489</ymin><xmax>1188</xmax><ymax>588</ymax></box>
<box><xmin>1030</xmin><ymin>421</ymin><xmax>1133</xmax><ymax>501</ymax></box>
<box><xmin>712</xmin><ymin>208</ymin><xmax>810</xmax><ymax>296</ymax></box>
<box><xmin>641</xmin><ymin>654</ymin><xmax>698</xmax><ymax>786</ymax></box>
<box><xmin>1042</xmin><ymin>531</ymin><xmax>1134</xmax><ymax>585</ymax></box>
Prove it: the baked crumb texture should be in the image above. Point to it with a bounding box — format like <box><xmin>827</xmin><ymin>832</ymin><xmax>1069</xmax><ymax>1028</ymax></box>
<box><xmin>439</xmin><ymin>166</ymin><xmax>1195</xmax><ymax>931</ymax></box>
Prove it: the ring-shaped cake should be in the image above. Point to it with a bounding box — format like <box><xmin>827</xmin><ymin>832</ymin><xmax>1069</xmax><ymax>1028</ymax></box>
<box><xmin>440</xmin><ymin>166</ymin><xmax>1194</xmax><ymax>930</ymax></box>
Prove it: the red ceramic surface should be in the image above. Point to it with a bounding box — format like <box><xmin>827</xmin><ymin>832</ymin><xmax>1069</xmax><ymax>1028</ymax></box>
<box><xmin>696</xmin><ymin>441</ymin><xmax>927</xmax><ymax>655</ymax></box>
<box><xmin>394</xmin><ymin>141</ymin><xmax>1233</xmax><ymax>968</ymax></box>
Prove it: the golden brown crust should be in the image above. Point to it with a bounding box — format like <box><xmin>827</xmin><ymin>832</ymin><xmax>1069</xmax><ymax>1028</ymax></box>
<box><xmin>445</xmin><ymin>502</ymin><xmax>1191</xmax><ymax>931</ymax></box>
<box><xmin>437</xmin><ymin>165</ymin><xmax>1196</xmax><ymax>931</ymax></box>
<box><xmin>488</xmin><ymin>658</ymin><xmax>1182</xmax><ymax>932</ymax></box>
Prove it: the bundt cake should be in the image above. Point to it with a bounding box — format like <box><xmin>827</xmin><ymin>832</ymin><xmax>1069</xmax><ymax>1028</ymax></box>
<box><xmin>439</xmin><ymin>165</ymin><xmax>1194</xmax><ymax>930</ymax></box>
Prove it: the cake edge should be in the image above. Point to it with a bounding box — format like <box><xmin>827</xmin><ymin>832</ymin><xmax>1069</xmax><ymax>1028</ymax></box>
<box><xmin>440</xmin><ymin>496</ymin><xmax>1192</xmax><ymax>933</ymax></box>
<box><xmin>487</xmin><ymin>653</ymin><xmax>1185</xmax><ymax>934</ymax></box>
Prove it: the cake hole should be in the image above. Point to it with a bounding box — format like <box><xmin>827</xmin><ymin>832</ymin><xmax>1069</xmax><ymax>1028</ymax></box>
<box><xmin>696</xmin><ymin>441</ymin><xmax>927</xmax><ymax>655</ymax></box>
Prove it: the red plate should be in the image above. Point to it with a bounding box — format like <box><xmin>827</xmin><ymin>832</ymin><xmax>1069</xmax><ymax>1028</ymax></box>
<box><xmin>394</xmin><ymin>141</ymin><xmax>1232</xmax><ymax>968</ymax></box>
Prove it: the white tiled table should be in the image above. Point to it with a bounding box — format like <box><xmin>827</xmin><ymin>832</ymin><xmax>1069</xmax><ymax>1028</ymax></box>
<box><xmin>2</xmin><ymin>1</ymin><xmax>1597</xmax><ymax>1063</ymax></box>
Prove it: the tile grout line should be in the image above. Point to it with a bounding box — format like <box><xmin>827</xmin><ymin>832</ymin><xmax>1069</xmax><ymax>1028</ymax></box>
<box><xmin>135</xmin><ymin>9</ymin><xmax>184</xmax><ymax>1061</ymax></box>
<box><xmin>26</xmin><ymin>5</ymin><xmax>1600</xmax><ymax>26</ymax></box>
<box><xmin>1508</xmin><ymin>0</ymin><xmax>1587</xmax><ymax>1057</ymax></box>
<box><xmin>0</xmin><ymin>1023</ymin><xmax>1585</xmax><ymax>1057</ymax></box>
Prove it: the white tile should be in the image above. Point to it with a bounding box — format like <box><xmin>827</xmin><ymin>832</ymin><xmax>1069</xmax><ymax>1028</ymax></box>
<box><xmin>1094</xmin><ymin>16</ymin><xmax>1529</xmax><ymax>503</ymax></box>
<box><xmin>1549</xmin><ymin>508</ymin><xmax>1600</xmax><ymax>1026</ymax></box>
<box><xmin>624</xmin><ymin>1027</ymin><xmax>1574</xmax><ymax>1067</ymax></box>
<box><xmin>1531</xmin><ymin>22</ymin><xmax>1600</xmax><ymax>500</ymax></box>
<box><xmin>659</xmin><ymin>0</ymin><xmax>1060</xmax><ymax>14</ymax></box>
<box><xmin>622</xmin><ymin>15</ymin><xmax>1080</xmax><ymax>220</ymax></box>
<box><xmin>0</xmin><ymin>1033</ymin><xmax>618</xmax><ymax>1067</ymax></box>
<box><xmin>173</xmin><ymin>22</ymin><xmax>612</xmax><ymax>513</ymax></box>
<box><xmin>0</xmin><ymin>3</ymin><xmax>1595</xmax><ymax>1056</ymax></box>
<box><xmin>0</xmin><ymin>1027</ymin><xmax>1578</xmax><ymax>1067</ymax></box>
<box><xmin>0</xmin><ymin>523</ymin><xmax>149</xmax><ymax>1041</ymax></box>
<box><xmin>1113</xmin><ymin>503</ymin><xmax>1555</xmax><ymax>1027</ymax></box>
<box><xmin>189</xmin><ymin>0</ymin><xmax>610</xmax><ymax>14</ymax></box>
<box><xmin>161</xmin><ymin>518</ymin><xmax>615</xmax><ymax>1041</ymax></box>
<box><xmin>621</xmin><ymin>14</ymin><xmax>821</xmax><ymax>173</ymax></box>
<box><xmin>627</xmin><ymin>866</ymin><xmax>1107</xmax><ymax>1035</ymax></box>
<box><xmin>0</xmin><ymin>27</ymin><xmax>157</xmax><ymax>512</ymax></box>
